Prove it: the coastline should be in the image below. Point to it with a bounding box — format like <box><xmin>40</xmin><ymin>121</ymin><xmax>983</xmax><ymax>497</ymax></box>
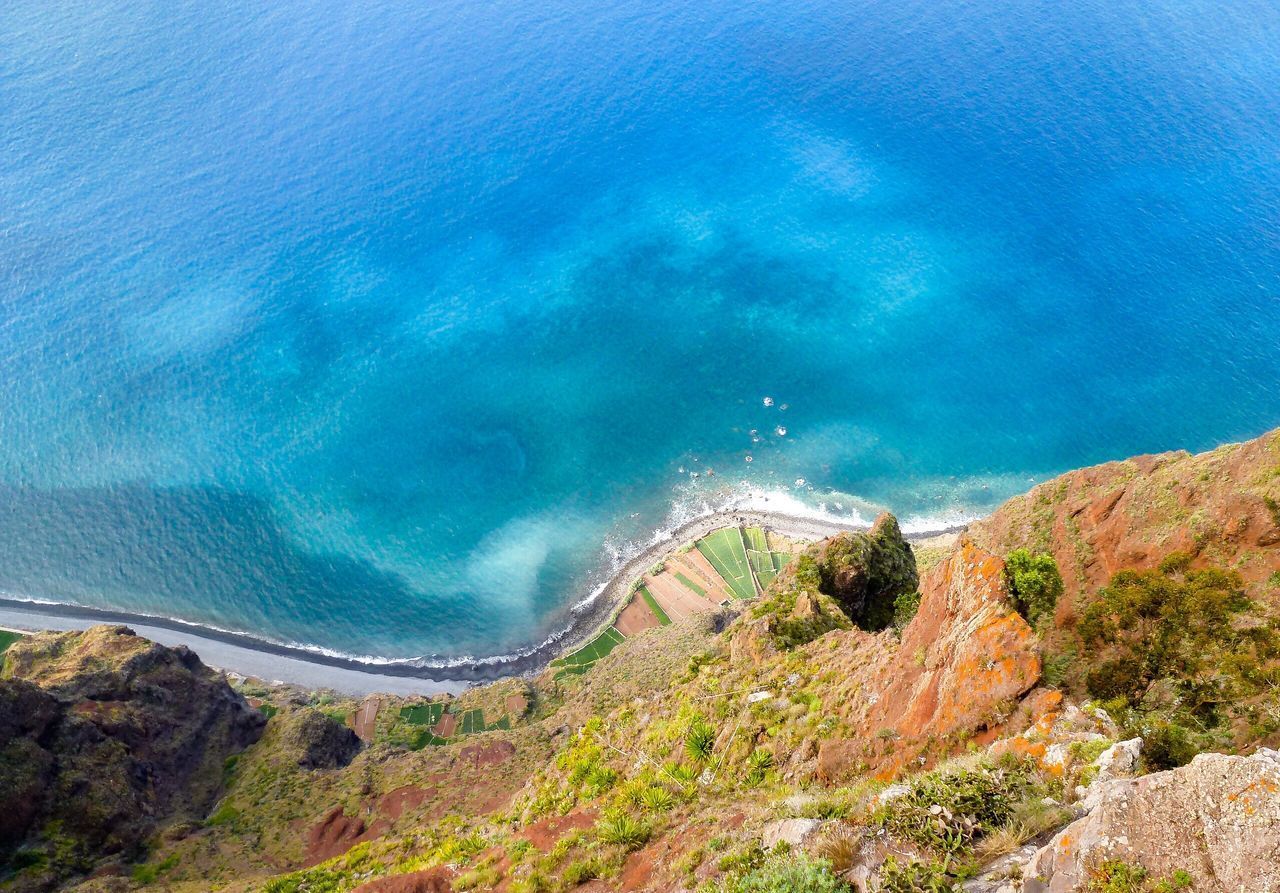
<box><xmin>0</xmin><ymin>509</ymin><xmax>964</xmax><ymax>696</ymax></box>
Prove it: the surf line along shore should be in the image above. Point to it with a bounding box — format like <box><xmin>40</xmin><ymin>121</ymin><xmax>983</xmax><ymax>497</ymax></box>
<box><xmin>0</xmin><ymin>509</ymin><xmax>963</xmax><ymax>696</ymax></box>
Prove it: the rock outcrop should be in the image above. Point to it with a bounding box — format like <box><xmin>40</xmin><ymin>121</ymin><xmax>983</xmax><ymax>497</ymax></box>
<box><xmin>814</xmin><ymin>539</ymin><xmax>1041</xmax><ymax>780</ymax></box>
<box><xmin>1023</xmin><ymin>749</ymin><xmax>1280</xmax><ymax>892</ymax></box>
<box><xmin>816</xmin><ymin>512</ymin><xmax>919</xmax><ymax>629</ymax></box>
<box><xmin>278</xmin><ymin>707</ymin><xmax>363</xmax><ymax>770</ymax></box>
<box><xmin>0</xmin><ymin>626</ymin><xmax>264</xmax><ymax>890</ymax></box>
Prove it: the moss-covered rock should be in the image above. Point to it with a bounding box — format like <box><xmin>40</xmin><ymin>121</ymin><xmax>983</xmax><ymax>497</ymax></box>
<box><xmin>277</xmin><ymin>708</ymin><xmax>363</xmax><ymax>770</ymax></box>
<box><xmin>815</xmin><ymin>513</ymin><xmax>919</xmax><ymax>631</ymax></box>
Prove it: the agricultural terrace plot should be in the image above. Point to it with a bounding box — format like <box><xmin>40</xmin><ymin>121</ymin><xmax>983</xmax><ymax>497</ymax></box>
<box><xmin>639</xmin><ymin>586</ymin><xmax>672</xmax><ymax>625</ymax></box>
<box><xmin>551</xmin><ymin>626</ymin><xmax>626</xmax><ymax>680</ymax></box>
<box><xmin>673</xmin><ymin>572</ymin><xmax>706</xmax><ymax>598</ymax></box>
<box><xmin>400</xmin><ymin>702</ymin><xmax>445</xmax><ymax>726</ymax></box>
<box><xmin>696</xmin><ymin>528</ymin><xmax>756</xmax><ymax>599</ymax></box>
<box><xmin>458</xmin><ymin>708</ymin><xmax>486</xmax><ymax>735</ymax></box>
<box><xmin>743</xmin><ymin>526</ymin><xmax>778</xmax><ymax>588</ymax></box>
<box><xmin>0</xmin><ymin>630</ymin><xmax>22</xmax><ymax>656</ymax></box>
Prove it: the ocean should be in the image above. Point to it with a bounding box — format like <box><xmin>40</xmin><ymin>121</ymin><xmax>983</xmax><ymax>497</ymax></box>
<box><xmin>2</xmin><ymin>0</ymin><xmax>1278</xmax><ymax>664</ymax></box>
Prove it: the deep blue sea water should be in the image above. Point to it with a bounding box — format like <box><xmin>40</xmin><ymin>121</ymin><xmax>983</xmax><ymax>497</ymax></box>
<box><xmin>2</xmin><ymin>0</ymin><xmax>1279</xmax><ymax>663</ymax></box>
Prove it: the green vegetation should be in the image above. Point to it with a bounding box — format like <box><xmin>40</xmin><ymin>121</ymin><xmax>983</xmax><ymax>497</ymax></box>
<box><xmin>399</xmin><ymin>702</ymin><xmax>445</xmax><ymax>726</ymax></box>
<box><xmin>872</xmin><ymin>760</ymin><xmax>1038</xmax><ymax>858</ymax></box>
<box><xmin>876</xmin><ymin>856</ymin><xmax>956</xmax><ymax>892</ymax></box>
<box><xmin>815</xmin><ymin>518</ymin><xmax>918</xmax><ymax>631</ymax></box>
<box><xmin>718</xmin><ymin>853</ymin><xmax>846</xmax><ymax>892</ymax></box>
<box><xmin>892</xmin><ymin>589</ymin><xmax>921</xmax><ymax>634</ymax></box>
<box><xmin>130</xmin><ymin>853</ymin><xmax>179</xmax><ymax>885</ymax></box>
<box><xmin>685</xmin><ymin>719</ymin><xmax>716</xmax><ymax>762</ymax></box>
<box><xmin>595</xmin><ymin>814</ymin><xmax>650</xmax><ymax>850</ymax></box>
<box><xmin>551</xmin><ymin>626</ymin><xmax>627</xmax><ymax>680</ymax></box>
<box><xmin>458</xmin><ymin>708</ymin><xmax>486</xmax><ymax>735</ymax></box>
<box><xmin>1072</xmin><ymin>555</ymin><xmax>1280</xmax><ymax>768</ymax></box>
<box><xmin>1004</xmin><ymin>548</ymin><xmax>1064</xmax><ymax>627</ymax></box>
<box><xmin>698</xmin><ymin>528</ymin><xmax>757</xmax><ymax>599</ymax></box>
<box><xmin>674</xmin><ymin>571</ymin><xmax>707</xmax><ymax>597</ymax></box>
<box><xmin>639</xmin><ymin>585</ymin><xmax>673</xmax><ymax>624</ymax></box>
<box><xmin>1088</xmin><ymin>861</ymin><xmax>1193</xmax><ymax>893</ymax></box>
<box><xmin>0</xmin><ymin>629</ymin><xmax>23</xmax><ymax>657</ymax></box>
<box><xmin>744</xmin><ymin>527</ymin><xmax>779</xmax><ymax>589</ymax></box>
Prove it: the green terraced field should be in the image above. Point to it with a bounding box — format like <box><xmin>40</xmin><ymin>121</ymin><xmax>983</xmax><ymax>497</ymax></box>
<box><xmin>405</xmin><ymin>729</ymin><xmax>448</xmax><ymax>749</ymax></box>
<box><xmin>743</xmin><ymin>526</ymin><xmax>769</xmax><ymax>553</ymax></box>
<box><xmin>458</xmin><ymin>708</ymin><xmax>486</xmax><ymax>735</ymax></box>
<box><xmin>0</xmin><ymin>630</ymin><xmax>22</xmax><ymax>656</ymax></box>
<box><xmin>696</xmin><ymin>528</ymin><xmax>756</xmax><ymax>599</ymax></box>
<box><xmin>551</xmin><ymin>626</ymin><xmax>627</xmax><ymax>679</ymax></box>
<box><xmin>673</xmin><ymin>572</ymin><xmax>706</xmax><ymax>598</ymax></box>
<box><xmin>639</xmin><ymin>586</ymin><xmax>672</xmax><ymax>625</ymax></box>
<box><xmin>743</xmin><ymin>527</ymin><xmax>778</xmax><ymax>588</ymax></box>
<box><xmin>400</xmin><ymin>703</ymin><xmax>445</xmax><ymax>726</ymax></box>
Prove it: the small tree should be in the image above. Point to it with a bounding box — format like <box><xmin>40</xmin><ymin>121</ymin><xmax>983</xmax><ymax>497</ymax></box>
<box><xmin>1004</xmin><ymin>549</ymin><xmax>1064</xmax><ymax>627</ymax></box>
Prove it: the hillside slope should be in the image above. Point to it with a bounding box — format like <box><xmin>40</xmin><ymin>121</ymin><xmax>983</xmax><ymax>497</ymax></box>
<box><xmin>2</xmin><ymin>428</ymin><xmax>1278</xmax><ymax>893</ymax></box>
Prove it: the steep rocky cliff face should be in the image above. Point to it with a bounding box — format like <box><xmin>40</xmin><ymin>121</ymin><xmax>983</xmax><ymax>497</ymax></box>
<box><xmin>970</xmin><ymin>429</ymin><xmax>1280</xmax><ymax>622</ymax></box>
<box><xmin>0</xmin><ymin>626</ymin><xmax>264</xmax><ymax>890</ymax></box>
<box><xmin>4</xmin><ymin>429</ymin><xmax>1280</xmax><ymax>893</ymax></box>
<box><xmin>809</xmin><ymin>539</ymin><xmax>1042</xmax><ymax>781</ymax></box>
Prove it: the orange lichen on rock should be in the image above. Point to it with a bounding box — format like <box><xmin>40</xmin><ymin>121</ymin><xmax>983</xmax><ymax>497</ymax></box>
<box><xmin>969</xmin><ymin>427</ymin><xmax>1280</xmax><ymax>616</ymax></box>
<box><xmin>815</xmin><ymin>539</ymin><xmax>1041</xmax><ymax>782</ymax></box>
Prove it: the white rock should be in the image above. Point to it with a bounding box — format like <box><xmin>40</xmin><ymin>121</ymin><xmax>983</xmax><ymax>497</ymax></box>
<box><xmin>761</xmin><ymin>818</ymin><xmax>824</xmax><ymax>851</ymax></box>
<box><xmin>1093</xmin><ymin>737</ymin><xmax>1142</xmax><ymax>785</ymax></box>
<box><xmin>875</xmin><ymin>783</ymin><xmax>911</xmax><ymax>806</ymax></box>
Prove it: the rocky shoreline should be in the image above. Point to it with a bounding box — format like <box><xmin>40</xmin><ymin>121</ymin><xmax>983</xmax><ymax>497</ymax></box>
<box><xmin>0</xmin><ymin>509</ymin><xmax>962</xmax><ymax>695</ymax></box>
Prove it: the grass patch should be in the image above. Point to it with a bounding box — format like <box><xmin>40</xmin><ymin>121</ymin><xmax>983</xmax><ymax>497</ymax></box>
<box><xmin>458</xmin><ymin>708</ymin><xmax>486</xmax><ymax>735</ymax></box>
<box><xmin>551</xmin><ymin>627</ymin><xmax>627</xmax><ymax>680</ymax></box>
<box><xmin>638</xmin><ymin>586</ymin><xmax>672</xmax><ymax>625</ymax></box>
<box><xmin>0</xmin><ymin>629</ymin><xmax>23</xmax><ymax>657</ymax></box>
<box><xmin>673</xmin><ymin>572</ymin><xmax>707</xmax><ymax>598</ymax></box>
<box><xmin>697</xmin><ymin>528</ymin><xmax>756</xmax><ymax>599</ymax></box>
<box><xmin>400</xmin><ymin>702</ymin><xmax>445</xmax><ymax>726</ymax></box>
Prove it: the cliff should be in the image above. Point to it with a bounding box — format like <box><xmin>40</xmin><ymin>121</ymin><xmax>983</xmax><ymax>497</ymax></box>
<box><xmin>2</xmin><ymin>428</ymin><xmax>1279</xmax><ymax>893</ymax></box>
<box><xmin>0</xmin><ymin>626</ymin><xmax>265</xmax><ymax>891</ymax></box>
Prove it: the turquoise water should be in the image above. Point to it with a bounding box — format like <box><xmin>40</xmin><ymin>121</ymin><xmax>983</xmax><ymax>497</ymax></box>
<box><xmin>2</xmin><ymin>0</ymin><xmax>1278</xmax><ymax>663</ymax></box>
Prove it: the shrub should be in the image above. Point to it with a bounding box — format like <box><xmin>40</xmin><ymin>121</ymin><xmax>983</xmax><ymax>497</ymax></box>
<box><xmin>686</xmin><ymin>720</ymin><xmax>716</xmax><ymax>762</ymax></box>
<box><xmin>1078</xmin><ymin>563</ymin><xmax>1279</xmax><ymax>725</ymax></box>
<box><xmin>639</xmin><ymin>785</ymin><xmax>675</xmax><ymax>812</ymax></box>
<box><xmin>719</xmin><ymin>854</ymin><xmax>846</xmax><ymax>893</ymax></box>
<box><xmin>892</xmin><ymin>590</ymin><xmax>921</xmax><ymax>634</ymax></box>
<box><xmin>876</xmin><ymin>856</ymin><xmax>956</xmax><ymax>892</ymax></box>
<box><xmin>596</xmin><ymin>815</ymin><xmax>650</xmax><ymax>851</ymax></box>
<box><xmin>871</xmin><ymin>762</ymin><xmax>1036</xmax><ymax>856</ymax></box>
<box><xmin>746</xmin><ymin>748</ymin><xmax>774</xmax><ymax>787</ymax></box>
<box><xmin>1004</xmin><ymin>549</ymin><xmax>1064</xmax><ymax>626</ymax></box>
<box><xmin>1072</xmin><ymin>559</ymin><xmax>1280</xmax><ymax>767</ymax></box>
<box><xmin>1136</xmin><ymin>720</ymin><xmax>1199</xmax><ymax>772</ymax></box>
<box><xmin>562</xmin><ymin>857</ymin><xmax>603</xmax><ymax>885</ymax></box>
<box><xmin>1087</xmin><ymin>860</ymin><xmax>1194</xmax><ymax>893</ymax></box>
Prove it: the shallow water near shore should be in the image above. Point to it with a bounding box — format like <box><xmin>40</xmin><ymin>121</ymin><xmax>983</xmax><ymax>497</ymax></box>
<box><xmin>2</xmin><ymin>0</ymin><xmax>1279</xmax><ymax>662</ymax></box>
